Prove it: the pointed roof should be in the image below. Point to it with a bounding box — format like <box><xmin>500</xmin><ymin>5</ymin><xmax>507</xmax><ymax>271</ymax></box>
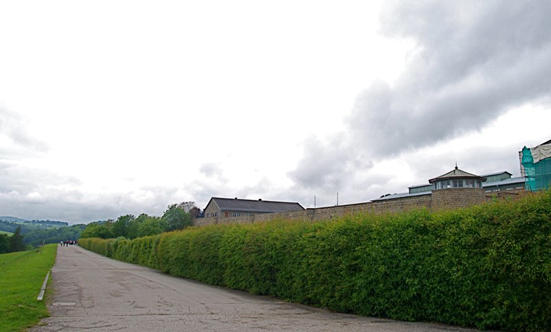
<box><xmin>428</xmin><ymin>166</ymin><xmax>486</xmax><ymax>183</ymax></box>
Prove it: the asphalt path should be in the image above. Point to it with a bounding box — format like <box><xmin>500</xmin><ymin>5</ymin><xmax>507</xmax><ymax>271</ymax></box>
<box><xmin>31</xmin><ymin>245</ymin><xmax>480</xmax><ymax>332</ymax></box>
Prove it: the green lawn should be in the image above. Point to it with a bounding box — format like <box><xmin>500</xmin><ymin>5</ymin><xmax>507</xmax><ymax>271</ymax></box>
<box><xmin>0</xmin><ymin>230</ymin><xmax>13</xmax><ymax>235</ymax></box>
<box><xmin>0</xmin><ymin>244</ymin><xmax>57</xmax><ymax>332</ymax></box>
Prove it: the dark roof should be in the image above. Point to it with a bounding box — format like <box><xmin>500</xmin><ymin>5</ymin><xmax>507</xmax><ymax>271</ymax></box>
<box><xmin>429</xmin><ymin>166</ymin><xmax>486</xmax><ymax>183</ymax></box>
<box><xmin>481</xmin><ymin>171</ymin><xmax>512</xmax><ymax>178</ymax></box>
<box><xmin>206</xmin><ymin>197</ymin><xmax>305</xmax><ymax>213</ymax></box>
<box><xmin>371</xmin><ymin>191</ymin><xmax>432</xmax><ymax>202</ymax></box>
<box><xmin>482</xmin><ymin>177</ymin><xmax>526</xmax><ymax>188</ymax></box>
<box><xmin>408</xmin><ymin>183</ymin><xmax>434</xmax><ymax>189</ymax></box>
<box><xmin>541</xmin><ymin>139</ymin><xmax>551</xmax><ymax>145</ymax></box>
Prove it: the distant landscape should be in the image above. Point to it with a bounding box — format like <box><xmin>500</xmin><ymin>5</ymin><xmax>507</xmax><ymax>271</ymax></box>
<box><xmin>0</xmin><ymin>217</ymin><xmax>86</xmax><ymax>249</ymax></box>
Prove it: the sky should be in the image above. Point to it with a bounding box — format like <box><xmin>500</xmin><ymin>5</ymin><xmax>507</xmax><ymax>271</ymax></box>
<box><xmin>0</xmin><ymin>0</ymin><xmax>550</xmax><ymax>223</ymax></box>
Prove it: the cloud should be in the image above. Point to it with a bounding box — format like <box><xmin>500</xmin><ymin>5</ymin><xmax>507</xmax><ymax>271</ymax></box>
<box><xmin>0</xmin><ymin>183</ymin><xmax>185</xmax><ymax>223</ymax></box>
<box><xmin>199</xmin><ymin>162</ymin><xmax>226</xmax><ymax>180</ymax></box>
<box><xmin>290</xmin><ymin>1</ymin><xmax>551</xmax><ymax>194</ymax></box>
<box><xmin>0</xmin><ymin>158</ymin><xmax>190</xmax><ymax>223</ymax></box>
<box><xmin>289</xmin><ymin>135</ymin><xmax>373</xmax><ymax>192</ymax></box>
<box><xmin>0</xmin><ymin>105</ymin><xmax>48</xmax><ymax>155</ymax></box>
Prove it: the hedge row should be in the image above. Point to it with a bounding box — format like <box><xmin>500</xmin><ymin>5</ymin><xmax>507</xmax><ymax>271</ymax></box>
<box><xmin>79</xmin><ymin>191</ymin><xmax>551</xmax><ymax>331</ymax></box>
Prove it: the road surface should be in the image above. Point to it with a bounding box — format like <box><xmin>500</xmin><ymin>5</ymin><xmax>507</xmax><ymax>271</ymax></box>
<box><xmin>31</xmin><ymin>245</ymin><xmax>479</xmax><ymax>332</ymax></box>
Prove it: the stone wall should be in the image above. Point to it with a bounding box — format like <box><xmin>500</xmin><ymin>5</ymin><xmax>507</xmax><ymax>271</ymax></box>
<box><xmin>193</xmin><ymin>192</ymin><xmax>435</xmax><ymax>227</ymax></box>
<box><xmin>192</xmin><ymin>188</ymin><xmax>529</xmax><ymax>227</ymax></box>
<box><xmin>431</xmin><ymin>188</ymin><xmax>487</xmax><ymax>211</ymax></box>
<box><xmin>485</xmin><ymin>188</ymin><xmax>527</xmax><ymax>200</ymax></box>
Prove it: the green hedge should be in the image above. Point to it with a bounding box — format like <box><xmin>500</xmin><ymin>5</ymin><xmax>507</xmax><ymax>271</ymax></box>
<box><xmin>79</xmin><ymin>191</ymin><xmax>551</xmax><ymax>331</ymax></box>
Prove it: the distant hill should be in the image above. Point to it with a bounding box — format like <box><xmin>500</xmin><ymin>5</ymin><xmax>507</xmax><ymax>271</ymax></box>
<box><xmin>0</xmin><ymin>216</ymin><xmax>69</xmax><ymax>227</ymax></box>
<box><xmin>0</xmin><ymin>217</ymin><xmax>70</xmax><ymax>237</ymax></box>
<box><xmin>0</xmin><ymin>216</ymin><xmax>28</xmax><ymax>223</ymax></box>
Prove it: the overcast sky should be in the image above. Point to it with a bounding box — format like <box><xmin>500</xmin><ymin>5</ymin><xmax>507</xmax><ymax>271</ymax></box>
<box><xmin>0</xmin><ymin>0</ymin><xmax>549</xmax><ymax>223</ymax></box>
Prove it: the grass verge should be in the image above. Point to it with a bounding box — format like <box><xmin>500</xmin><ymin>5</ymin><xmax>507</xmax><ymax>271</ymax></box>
<box><xmin>0</xmin><ymin>244</ymin><xmax>57</xmax><ymax>332</ymax></box>
<box><xmin>0</xmin><ymin>230</ymin><xmax>14</xmax><ymax>235</ymax></box>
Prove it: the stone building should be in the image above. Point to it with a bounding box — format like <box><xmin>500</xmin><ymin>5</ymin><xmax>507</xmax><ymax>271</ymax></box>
<box><xmin>373</xmin><ymin>166</ymin><xmax>490</xmax><ymax>209</ymax></box>
<box><xmin>203</xmin><ymin>197</ymin><xmax>304</xmax><ymax>219</ymax></box>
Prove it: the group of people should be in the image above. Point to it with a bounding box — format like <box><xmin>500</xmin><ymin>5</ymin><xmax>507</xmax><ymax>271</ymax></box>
<box><xmin>60</xmin><ymin>240</ymin><xmax>78</xmax><ymax>246</ymax></box>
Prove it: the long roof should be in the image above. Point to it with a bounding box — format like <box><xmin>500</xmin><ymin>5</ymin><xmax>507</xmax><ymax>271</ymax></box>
<box><xmin>207</xmin><ymin>197</ymin><xmax>305</xmax><ymax>213</ymax></box>
<box><xmin>481</xmin><ymin>171</ymin><xmax>512</xmax><ymax>178</ymax></box>
<box><xmin>482</xmin><ymin>177</ymin><xmax>525</xmax><ymax>188</ymax></box>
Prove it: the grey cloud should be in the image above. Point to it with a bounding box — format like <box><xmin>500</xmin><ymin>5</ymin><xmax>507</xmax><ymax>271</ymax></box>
<box><xmin>352</xmin><ymin>0</ymin><xmax>551</xmax><ymax>156</ymax></box>
<box><xmin>0</xmin><ymin>105</ymin><xmax>49</xmax><ymax>154</ymax></box>
<box><xmin>0</xmin><ymin>186</ymin><xmax>184</xmax><ymax>224</ymax></box>
<box><xmin>0</xmin><ymin>162</ymin><xmax>185</xmax><ymax>223</ymax></box>
<box><xmin>289</xmin><ymin>136</ymin><xmax>348</xmax><ymax>191</ymax></box>
<box><xmin>291</xmin><ymin>1</ymin><xmax>551</xmax><ymax>192</ymax></box>
<box><xmin>199</xmin><ymin>163</ymin><xmax>221</xmax><ymax>178</ymax></box>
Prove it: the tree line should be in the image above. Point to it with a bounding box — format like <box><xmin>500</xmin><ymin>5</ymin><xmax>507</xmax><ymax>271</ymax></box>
<box><xmin>24</xmin><ymin>224</ymin><xmax>86</xmax><ymax>247</ymax></box>
<box><xmin>0</xmin><ymin>227</ymin><xmax>25</xmax><ymax>254</ymax></box>
<box><xmin>80</xmin><ymin>204</ymin><xmax>192</xmax><ymax>240</ymax></box>
<box><xmin>0</xmin><ymin>220</ymin><xmax>35</xmax><ymax>234</ymax></box>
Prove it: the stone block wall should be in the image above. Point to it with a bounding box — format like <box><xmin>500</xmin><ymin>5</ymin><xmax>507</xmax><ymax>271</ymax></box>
<box><xmin>192</xmin><ymin>188</ymin><xmax>528</xmax><ymax>227</ymax></box>
<box><xmin>431</xmin><ymin>188</ymin><xmax>486</xmax><ymax>211</ymax></box>
<box><xmin>193</xmin><ymin>193</ymin><xmax>435</xmax><ymax>227</ymax></box>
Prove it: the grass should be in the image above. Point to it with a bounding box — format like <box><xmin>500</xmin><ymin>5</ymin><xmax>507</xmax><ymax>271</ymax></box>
<box><xmin>0</xmin><ymin>244</ymin><xmax>57</xmax><ymax>332</ymax></box>
<box><xmin>0</xmin><ymin>230</ymin><xmax>14</xmax><ymax>235</ymax></box>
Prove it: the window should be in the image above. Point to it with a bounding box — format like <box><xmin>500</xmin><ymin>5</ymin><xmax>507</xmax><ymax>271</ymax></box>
<box><xmin>452</xmin><ymin>180</ymin><xmax>463</xmax><ymax>188</ymax></box>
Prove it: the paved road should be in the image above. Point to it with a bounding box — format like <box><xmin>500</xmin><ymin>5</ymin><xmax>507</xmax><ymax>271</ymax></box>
<box><xmin>32</xmin><ymin>245</ymin><xmax>479</xmax><ymax>332</ymax></box>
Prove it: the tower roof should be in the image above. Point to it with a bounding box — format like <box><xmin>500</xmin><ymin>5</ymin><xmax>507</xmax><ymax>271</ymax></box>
<box><xmin>428</xmin><ymin>166</ymin><xmax>486</xmax><ymax>183</ymax></box>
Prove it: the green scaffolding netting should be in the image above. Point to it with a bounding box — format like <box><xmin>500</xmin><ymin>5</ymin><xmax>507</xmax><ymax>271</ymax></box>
<box><xmin>522</xmin><ymin>146</ymin><xmax>551</xmax><ymax>191</ymax></box>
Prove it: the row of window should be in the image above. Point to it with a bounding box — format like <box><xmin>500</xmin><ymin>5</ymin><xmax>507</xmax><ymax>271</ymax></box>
<box><xmin>435</xmin><ymin>179</ymin><xmax>483</xmax><ymax>189</ymax></box>
<box><xmin>206</xmin><ymin>212</ymin><xmax>253</xmax><ymax>218</ymax></box>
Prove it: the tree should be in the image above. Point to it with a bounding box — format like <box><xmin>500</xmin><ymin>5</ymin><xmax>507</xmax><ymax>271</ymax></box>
<box><xmin>137</xmin><ymin>216</ymin><xmax>167</xmax><ymax>237</ymax></box>
<box><xmin>162</xmin><ymin>204</ymin><xmax>191</xmax><ymax>232</ymax></box>
<box><xmin>112</xmin><ymin>215</ymin><xmax>134</xmax><ymax>238</ymax></box>
<box><xmin>80</xmin><ymin>221</ymin><xmax>114</xmax><ymax>239</ymax></box>
<box><xmin>23</xmin><ymin>224</ymin><xmax>86</xmax><ymax>248</ymax></box>
<box><xmin>0</xmin><ymin>234</ymin><xmax>9</xmax><ymax>254</ymax></box>
<box><xmin>9</xmin><ymin>227</ymin><xmax>25</xmax><ymax>252</ymax></box>
<box><xmin>127</xmin><ymin>214</ymin><xmax>148</xmax><ymax>239</ymax></box>
<box><xmin>177</xmin><ymin>201</ymin><xmax>196</xmax><ymax>213</ymax></box>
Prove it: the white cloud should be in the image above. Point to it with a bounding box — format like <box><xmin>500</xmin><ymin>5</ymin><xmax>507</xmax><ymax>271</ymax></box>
<box><xmin>290</xmin><ymin>1</ymin><xmax>551</xmax><ymax>200</ymax></box>
<box><xmin>0</xmin><ymin>1</ymin><xmax>549</xmax><ymax>221</ymax></box>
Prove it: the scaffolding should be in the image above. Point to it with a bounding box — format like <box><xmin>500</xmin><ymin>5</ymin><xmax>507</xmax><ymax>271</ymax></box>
<box><xmin>521</xmin><ymin>144</ymin><xmax>551</xmax><ymax>191</ymax></box>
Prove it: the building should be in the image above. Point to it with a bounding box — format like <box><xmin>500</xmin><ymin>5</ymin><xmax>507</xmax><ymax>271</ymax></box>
<box><xmin>374</xmin><ymin>166</ymin><xmax>489</xmax><ymax>210</ymax></box>
<box><xmin>405</xmin><ymin>170</ymin><xmax>525</xmax><ymax>196</ymax></box>
<box><xmin>373</xmin><ymin>166</ymin><xmax>526</xmax><ymax>209</ymax></box>
<box><xmin>193</xmin><ymin>166</ymin><xmax>527</xmax><ymax>228</ymax></box>
<box><xmin>203</xmin><ymin>197</ymin><xmax>305</xmax><ymax>218</ymax></box>
<box><xmin>481</xmin><ymin>171</ymin><xmax>525</xmax><ymax>193</ymax></box>
<box><xmin>521</xmin><ymin>139</ymin><xmax>551</xmax><ymax>191</ymax></box>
